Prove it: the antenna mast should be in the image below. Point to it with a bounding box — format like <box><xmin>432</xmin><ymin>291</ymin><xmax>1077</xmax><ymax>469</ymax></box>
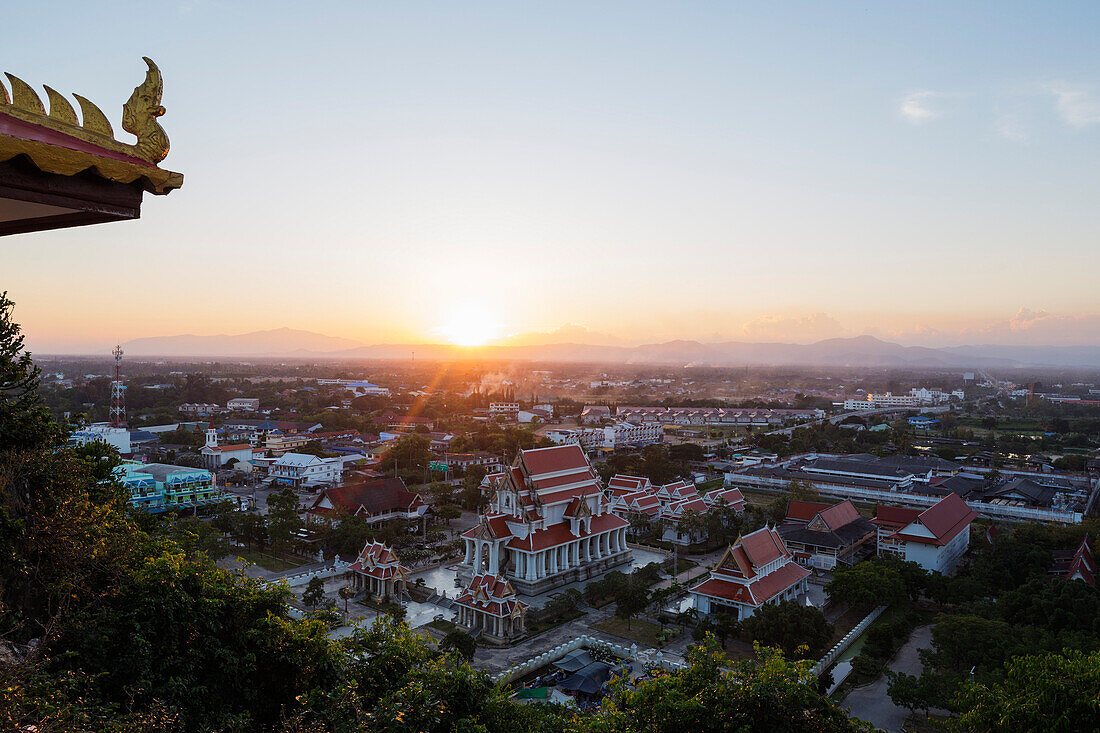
<box><xmin>109</xmin><ymin>344</ymin><xmax>126</xmax><ymax>428</ymax></box>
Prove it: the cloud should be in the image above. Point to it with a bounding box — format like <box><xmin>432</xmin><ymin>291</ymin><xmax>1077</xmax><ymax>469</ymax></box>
<box><xmin>899</xmin><ymin>90</ymin><xmax>944</xmax><ymax>123</ymax></box>
<box><xmin>959</xmin><ymin>309</ymin><xmax>1100</xmax><ymax>345</ymax></box>
<box><xmin>995</xmin><ymin>113</ymin><xmax>1028</xmax><ymax>143</ymax></box>
<box><xmin>739</xmin><ymin>313</ymin><xmax>847</xmax><ymax>343</ymax></box>
<box><xmin>1043</xmin><ymin>81</ymin><xmax>1100</xmax><ymax>127</ymax></box>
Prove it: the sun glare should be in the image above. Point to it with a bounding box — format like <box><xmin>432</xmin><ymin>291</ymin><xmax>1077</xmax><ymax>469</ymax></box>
<box><xmin>439</xmin><ymin>302</ymin><xmax>499</xmax><ymax>347</ymax></box>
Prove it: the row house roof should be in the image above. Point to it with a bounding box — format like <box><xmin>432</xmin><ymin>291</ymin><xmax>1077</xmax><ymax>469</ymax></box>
<box><xmin>704</xmin><ymin>487</ymin><xmax>746</xmax><ymax>511</ymax></box>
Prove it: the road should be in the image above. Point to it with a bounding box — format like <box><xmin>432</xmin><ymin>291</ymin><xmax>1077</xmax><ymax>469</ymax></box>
<box><xmin>842</xmin><ymin>624</ymin><xmax>936</xmax><ymax>732</ymax></box>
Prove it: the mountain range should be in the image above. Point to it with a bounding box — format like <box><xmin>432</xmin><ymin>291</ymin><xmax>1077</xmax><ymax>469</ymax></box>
<box><xmin>113</xmin><ymin>328</ymin><xmax>1100</xmax><ymax>368</ymax></box>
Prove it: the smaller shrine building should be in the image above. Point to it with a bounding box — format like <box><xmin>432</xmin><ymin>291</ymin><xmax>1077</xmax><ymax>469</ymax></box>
<box><xmin>348</xmin><ymin>541</ymin><xmax>409</xmax><ymax>601</ymax></box>
<box><xmin>453</xmin><ymin>574</ymin><xmax>528</xmax><ymax>642</ymax></box>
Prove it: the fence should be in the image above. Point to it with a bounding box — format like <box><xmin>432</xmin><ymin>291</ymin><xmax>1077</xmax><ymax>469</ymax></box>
<box><xmin>256</xmin><ymin>558</ymin><xmax>351</xmax><ymax>588</ymax></box>
<box><xmin>810</xmin><ymin>605</ymin><xmax>887</xmax><ymax>678</ymax></box>
<box><xmin>492</xmin><ymin>634</ymin><xmax>686</xmax><ymax>684</ymax></box>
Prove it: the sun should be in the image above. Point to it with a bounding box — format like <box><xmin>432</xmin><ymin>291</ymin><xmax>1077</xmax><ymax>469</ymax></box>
<box><xmin>438</xmin><ymin>302</ymin><xmax>499</xmax><ymax>347</ymax></box>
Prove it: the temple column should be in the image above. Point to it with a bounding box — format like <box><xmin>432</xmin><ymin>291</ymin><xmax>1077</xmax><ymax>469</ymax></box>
<box><xmin>488</xmin><ymin>543</ymin><xmax>499</xmax><ymax>575</ymax></box>
<box><xmin>463</xmin><ymin>540</ymin><xmax>473</xmax><ymax>565</ymax></box>
<box><xmin>473</xmin><ymin>542</ymin><xmax>482</xmax><ymax>573</ymax></box>
<box><xmin>549</xmin><ymin>548</ymin><xmax>558</xmax><ymax>575</ymax></box>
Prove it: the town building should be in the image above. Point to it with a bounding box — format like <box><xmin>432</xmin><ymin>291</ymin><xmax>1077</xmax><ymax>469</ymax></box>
<box><xmin>871</xmin><ymin>493</ymin><xmax>977</xmax><ymax>573</ymax></box>
<box><xmin>226</xmin><ymin>397</ymin><xmax>260</xmax><ymax>411</ymax></box>
<box><xmin>265</xmin><ymin>432</ymin><xmax>313</xmax><ymax>455</ymax></box>
<box><xmin>446</xmin><ymin>452</ymin><xmax>504</xmax><ymax>473</ymax></box>
<box><xmin>199</xmin><ymin>428</ymin><xmax>254</xmax><ymax>469</ymax></box>
<box><xmin>489</xmin><ymin>402</ymin><xmax>520</xmax><ymax>420</ymax></box>
<box><xmin>703</xmin><ymin>487</ymin><xmax>747</xmax><ymax>512</ymax></box>
<box><xmin>1050</xmin><ymin>536</ymin><xmax>1095</xmax><ymax>586</ymax></box>
<box><xmin>777</xmin><ymin>499</ymin><xmax>876</xmax><ymax>570</ymax></box>
<box><xmin>688</xmin><ymin>527</ymin><xmax>811</xmax><ymax>619</ymax></box>
<box><xmin>545</xmin><ymin>423</ymin><xmax>664</xmax><ymax>452</ymax></box>
<box><xmin>348</xmin><ymin>541</ymin><xmax>409</xmax><ymax>600</ymax></box>
<box><xmin>270</xmin><ymin>452</ymin><xmax>343</xmax><ymax>488</ymax></box>
<box><xmin>453</xmin><ymin>575</ymin><xmax>528</xmax><ymax>641</ymax></box>
<box><xmin>116</xmin><ymin>461</ymin><xmax>219</xmax><ymax>513</ymax></box>
<box><xmin>459</xmin><ymin>444</ymin><xmax>630</xmax><ymax>595</ymax></box>
<box><xmin>518</xmin><ymin>408</ymin><xmax>552</xmax><ymax>423</ymax></box>
<box><xmin>70</xmin><ymin>423</ymin><xmax>131</xmax><ymax>454</ymax></box>
<box><xmin>580</xmin><ymin>405</ymin><xmax>612</xmax><ymax>424</ymax></box>
<box><xmin>179</xmin><ymin>403</ymin><xmax>224</xmax><ymax>415</ymax></box>
<box><xmin>308</xmin><ymin>478</ymin><xmax>427</xmax><ymax>526</ymax></box>
<box><xmin>345</xmin><ymin>381</ymin><xmax>390</xmax><ymax>397</ymax></box>
<box><xmin>615</xmin><ymin>406</ymin><xmax>823</xmax><ymax>426</ymax></box>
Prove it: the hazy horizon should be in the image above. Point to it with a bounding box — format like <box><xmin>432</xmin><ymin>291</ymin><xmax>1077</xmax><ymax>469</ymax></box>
<box><xmin>7</xmin><ymin>2</ymin><xmax>1100</xmax><ymax>353</ymax></box>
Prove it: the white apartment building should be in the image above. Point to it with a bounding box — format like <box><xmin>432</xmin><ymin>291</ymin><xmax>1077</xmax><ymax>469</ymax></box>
<box><xmin>867</xmin><ymin>393</ymin><xmax>919</xmax><ymax>408</ymax></box>
<box><xmin>227</xmin><ymin>397</ymin><xmax>260</xmax><ymax>411</ymax></box>
<box><xmin>271</xmin><ymin>452</ymin><xmax>343</xmax><ymax>488</ymax></box>
<box><xmin>489</xmin><ymin>402</ymin><xmax>520</xmax><ymax>419</ymax></box>
<box><xmin>70</xmin><ymin>424</ymin><xmax>131</xmax><ymax>454</ymax></box>
<box><xmin>546</xmin><ymin>423</ymin><xmax>663</xmax><ymax>451</ymax></box>
<box><xmin>602</xmin><ymin>421</ymin><xmax>664</xmax><ymax>450</ymax></box>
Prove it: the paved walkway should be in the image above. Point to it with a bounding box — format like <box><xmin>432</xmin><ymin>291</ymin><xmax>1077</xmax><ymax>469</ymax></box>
<box><xmin>842</xmin><ymin>624</ymin><xmax>935</xmax><ymax>733</ymax></box>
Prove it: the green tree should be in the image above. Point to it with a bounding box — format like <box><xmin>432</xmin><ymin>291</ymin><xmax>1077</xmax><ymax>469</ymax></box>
<box><xmin>614</xmin><ymin>581</ymin><xmax>651</xmax><ymax>630</ymax></box>
<box><xmin>266</xmin><ymin>487</ymin><xmax>304</xmax><ymax>567</ymax></box>
<box><xmin>590</xmin><ymin>637</ymin><xmax>872</xmax><ymax>732</ymax></box>
<box><xmin>743</xmin><ymin>601</ymin><xmax>832</xmax><ymax>658</ymax></box>
<box><xmin>826</xmin><ymin>561</ymin><xmax>907</xmax><ymax>609</ymax></box>
<box><xmin>435</xmin><ymin>504</ymin><xmax>461</xmax><ymax>526</ymax></box>
<box><xmin>303</xmin><ymin>575</ymin><xmax>326</xmax><ymax>609</ymax></box>
<box><xmin>956</xmin><ymin>649</ymin><xmax>1100</xmax><ymax>733</ymax></box>
<box><xmin>47</xmin><ymin>552</ymin><xmax>334</xmax><ymax>732</ymax></box>
<box><xmin>439</xmin><ymin>628</ymin><xmax>477</xmax><ymax>660</ymax></box>
<box><xmin>0</xmin><ymin>291</ymin><xmax>63</xmax><ymax>451</ymax></box>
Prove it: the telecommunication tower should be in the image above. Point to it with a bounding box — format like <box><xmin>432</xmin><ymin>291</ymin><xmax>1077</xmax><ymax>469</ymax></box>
<box><xmin>109</xmin><ymin>344</ymin><xmax>126</xmax><ymax>428</ymax></box>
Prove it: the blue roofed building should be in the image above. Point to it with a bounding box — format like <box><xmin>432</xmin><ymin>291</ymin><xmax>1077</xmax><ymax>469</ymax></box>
<box><xmin>116</xmin><ymin>461</ymin><xmax>221</xmax><ymax>513</ymax></box>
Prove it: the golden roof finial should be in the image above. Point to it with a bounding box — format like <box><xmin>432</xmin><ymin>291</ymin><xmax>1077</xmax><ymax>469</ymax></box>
<box><xmin>0</xmin><ymin>58</ymin><xmax>172</xmax><ymax>165</ymax></box>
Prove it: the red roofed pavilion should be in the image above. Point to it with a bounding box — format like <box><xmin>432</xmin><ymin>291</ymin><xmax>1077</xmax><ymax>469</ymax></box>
<box><xmin>688</xmin><ymin>527</ymin><xmax>810</xmax><ymax>620</ymax></box>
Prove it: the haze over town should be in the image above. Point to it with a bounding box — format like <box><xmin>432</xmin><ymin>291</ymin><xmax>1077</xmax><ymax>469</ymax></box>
<box><xmin>6</xmin><ymin>2</ymin><xmax>1100</xmax><ymax>356</ymax></box>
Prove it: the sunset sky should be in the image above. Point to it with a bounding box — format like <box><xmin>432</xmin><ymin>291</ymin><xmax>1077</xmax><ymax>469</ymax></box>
<box><xmin>6</xmin><ymin>2</ymin><xmax>1100</xmax><ymax>353</ymax></box>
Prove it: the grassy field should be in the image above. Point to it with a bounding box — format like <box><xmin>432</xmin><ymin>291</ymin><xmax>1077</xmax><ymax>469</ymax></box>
<box><xmin>234</xmin><ymin>548</ymin><xmax>312</xmax><ymax>572</ymax></box>
<box><xmin>592</xmin><ymin>617</ymin><xmax>680</xmax><ymax>648</ymax></box>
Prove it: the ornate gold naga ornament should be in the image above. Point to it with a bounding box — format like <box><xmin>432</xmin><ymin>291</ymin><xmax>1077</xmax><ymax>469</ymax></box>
<box><xmin>1</xmin><ymin>57</ymin><xmax>170</xmax><ymax>165</ymax></box>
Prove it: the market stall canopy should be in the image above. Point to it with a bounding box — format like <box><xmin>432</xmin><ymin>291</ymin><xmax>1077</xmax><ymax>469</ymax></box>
<box><xmin>557</xmin><ymin>661</ymin><xmax>612</xmax><ymax>695</ymax></box>
<box><xmin>0</xmin><ymin>58</ymin><xmax>183</xmax><ymax>236</ymax></box>
<box><xmin>552</xmin><ymin>649</ymin><xmax>595</xmax><ymax>673</ymax></box>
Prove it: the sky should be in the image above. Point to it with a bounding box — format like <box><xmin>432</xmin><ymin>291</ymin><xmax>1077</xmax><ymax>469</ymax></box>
<box><xmin>5</xmin><ymin>1</ymin><xmax>1100</xmax><ymax>353</ymax></box>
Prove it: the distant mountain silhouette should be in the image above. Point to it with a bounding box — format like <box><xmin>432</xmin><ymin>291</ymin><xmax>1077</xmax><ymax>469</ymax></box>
<box><xmin>114</xmin><ymin>328</ymin><xmax>1100</xmax><ymax>367</ymax></box>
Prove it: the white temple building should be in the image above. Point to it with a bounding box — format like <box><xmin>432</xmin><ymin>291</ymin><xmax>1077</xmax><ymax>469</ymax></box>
<box><xmin>453</xmin><ymin>574</ymin><xmax>528</xmax><ymax>641</ymax></box>
<box><xmin>459</xmin><ymin>445</ymin><xmax>631</xmax><ymax>595</ymax></box>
